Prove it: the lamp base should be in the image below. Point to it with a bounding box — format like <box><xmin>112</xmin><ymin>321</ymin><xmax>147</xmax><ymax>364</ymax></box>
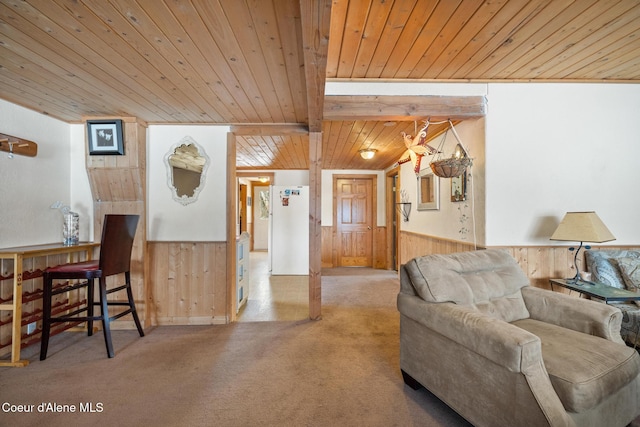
<box><xmin>565</xmin><ymin>275</ymin><xmax>581</xmax><ymax>285</ymax></box>
<box><xmin>566</xmin><ymin>241</ymin><xmax>592</xmax><ymax>286</ymax></box>
<box><xmin>564</xmin><ymin>275</ymin><xmax>595</xmax><ymax>286</ymax></box>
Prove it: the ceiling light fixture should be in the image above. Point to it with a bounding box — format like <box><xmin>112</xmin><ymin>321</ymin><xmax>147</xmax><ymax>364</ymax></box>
<box><xmin>258</xmin><ymin>176</ymin><xmax>269</xmax><ymax>183</ymax></box>
<box><xmin>359</xmin><ymin>149</ymin><xmax>377</xmax><ymax>160</ymax></box>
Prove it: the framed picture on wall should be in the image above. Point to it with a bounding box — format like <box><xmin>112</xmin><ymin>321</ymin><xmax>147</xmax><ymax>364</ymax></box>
<box><xmin>87</xmin><ymin>119</ymin><xmax>124</xmax><ymax>155</ymax></box>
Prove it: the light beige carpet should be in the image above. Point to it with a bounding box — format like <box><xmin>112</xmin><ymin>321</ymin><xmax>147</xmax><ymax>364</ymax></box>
<box><xmin>3</xmin><ymin>267</ymin><xmax>634</xmax><ymax>426</ymax></box>
<box><xmin>1</xmin><ymin>268</ymin><xmax>471</xmax><ymax>426</ymax></box>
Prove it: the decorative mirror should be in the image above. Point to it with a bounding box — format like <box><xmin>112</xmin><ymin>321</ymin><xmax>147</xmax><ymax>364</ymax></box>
<box><xmin>417</xmin><ymin>168</ymin><xmax>439</xmax><ymax>211</ymax></box>
<box><xmin>451</xmin><ymin>171</ymin><xmax>467</xmax><ymax>202</ymax></box>
<box><xmin>164</xmin><ymin>136</ymin><xmax>209</xmax><ymax>205</ymax></box>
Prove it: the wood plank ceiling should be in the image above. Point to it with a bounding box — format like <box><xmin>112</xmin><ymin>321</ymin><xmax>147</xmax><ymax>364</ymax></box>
<box><xmin>1</xmin><ymin>0</ymin><xmax>639</xmax><ymax>170</ymax></box>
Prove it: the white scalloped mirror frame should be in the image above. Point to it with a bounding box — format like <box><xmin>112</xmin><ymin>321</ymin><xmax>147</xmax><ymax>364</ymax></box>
<box><xmin>164</xmin><ymin>136</ymin><xmax>210</xmax><ymax>206</ymax></box>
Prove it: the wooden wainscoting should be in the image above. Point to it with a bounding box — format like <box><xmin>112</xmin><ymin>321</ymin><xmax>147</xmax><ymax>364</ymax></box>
<box><xmin>321</xmin><ymin>226</ymin><xmax>333</xmax><ymax>268</ymax></box>
<box><xmin>496</xmin><ymin>245</ymin><xmax>640</xmax><ymax>289</ymax></box>
<box><xmin>399</xmin><ymin>230</ymin><xmax>640</xmax><ymax>290</ymax></box>
<box><xmin>321</xmin><ymin>225</ymin><xmax>387</xmax><ymax>269</ymax></box>
<box><xmin>147</xmin><ymin>241</ymin><xmax>228</xmax><ymax>325</ymax></box>
<box><xmin>399</xmin><ymin>231</ymin><xmax>479</xmax><ymax>266</ymax></box>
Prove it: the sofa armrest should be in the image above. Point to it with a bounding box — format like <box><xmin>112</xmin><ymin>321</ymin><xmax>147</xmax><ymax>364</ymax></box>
<box><xmin>522</xmin><ymin>286</ymin><xmax>624</xmax><ymax>344</ymax></box>
<box><xmin>397</xmin><ymin>293</ymin><xmax>541</xmax><ymax>373</ymax></box>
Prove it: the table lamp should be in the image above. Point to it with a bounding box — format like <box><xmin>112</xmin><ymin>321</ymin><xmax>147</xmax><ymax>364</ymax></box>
<box><xmin>550</xmin><ymin>211</ymin><xmax>615</xmax><ymax>283</ymax></box>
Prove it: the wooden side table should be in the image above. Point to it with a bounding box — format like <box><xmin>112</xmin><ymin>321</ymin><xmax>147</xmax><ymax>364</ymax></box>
<box><xmin>0</xmin><ymin>242</ymin><xmax>99</xmax><ymax>367</ymax></box>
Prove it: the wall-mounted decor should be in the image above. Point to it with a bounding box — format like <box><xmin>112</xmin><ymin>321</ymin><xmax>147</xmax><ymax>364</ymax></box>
<box><xmin>396</xmin><ymin>189</ymin><xmax>411</xmax><ymax>221</ymax></box>
<box><xmin>429</xmin><ymin>120</ymin><xmax>472</xmax><ymax>178</ymax></box>
<box><xmin>417</xmin><ymin>168</ymin><xmax>439</xmax><ymax>211</ymax></box>
<box><xmin>451</xmin><ymin>171</ymin><xmax>467</xmax><ymax>202</ymax></box>
<box><xmin>164</xmin><ymin>136</ymin><xmax>209</xmax><ymax>205</ymax></box>
<box><xmin>87</xmin><ymin>119</ymin><xmax>124</xmax><ymax>155</ymax></box>
<box><xmin>398</xmin><ymin>120</ymin><xmax>439</xmax><ymax>176</ymax></box>
<box><xmin>0</xmin><ymin>133</ymin><xmax>38</xmax><ymax>158</ymax></box>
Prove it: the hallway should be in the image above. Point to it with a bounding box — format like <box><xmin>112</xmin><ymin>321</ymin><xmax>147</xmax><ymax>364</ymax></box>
<box><xmin>237</xmin><ymin>251</ymin><xmax>309</xmax><ymax>322</ymax></box>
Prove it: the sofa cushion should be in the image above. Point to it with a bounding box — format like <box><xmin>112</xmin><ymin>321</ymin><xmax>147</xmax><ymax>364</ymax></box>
<box><xmin>514</xmin><ymin>318</ymin><xmax>640</xmax><ymax>413</ymax></box>
<box><xmin>585</xmin><ymin>250</ymin><xmax>640</xmax><ymax>289</ymax></box>
<box><xmin>404</xmin><ymin>249</ymin><xmax>530</xmax><ymax>322</ymax></box>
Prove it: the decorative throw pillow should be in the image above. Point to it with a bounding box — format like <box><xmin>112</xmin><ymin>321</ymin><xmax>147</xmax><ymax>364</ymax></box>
<box><xmin>585</xmin><ymin>250</ymin><xmax>640</xmax><ymax>289</ymax></box>
<box><xmin>616</xmin><ymin>257</ymin><xmax>640</xmax><ymax>307</ymax></box>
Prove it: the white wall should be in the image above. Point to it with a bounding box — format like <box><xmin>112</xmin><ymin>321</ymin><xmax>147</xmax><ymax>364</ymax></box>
<box><xmin>273</xmin><ymin>170</ymin><xmax>309</xmax><ymax>186</ymax></box>
<box><xmin>400</xmin><ymin>118</ymin><xmax>486</xmax><ymax>245</ymax></box>
<box><xmin>3</xmin><ymin>81</ymin><xmax>639</xmax><ymax>249</ymax></box>
<box><xmin>0</xmin><ymin>100</ymin><xmax>75</xmax><ymax>247</ymax></box>
<box><xmin>485</xmin><ymin>83</ymin><xmax>640</xmax><ymax>246</ymax></box>
<box><xmin>70</xmin><ymin>124</ymin><xmax>95</xmax><ymax>242</ymax></box>
<box><xmin>147</xmin><ymin>125</ymin><xmax>229</xmax><ymax>241</ymax></box>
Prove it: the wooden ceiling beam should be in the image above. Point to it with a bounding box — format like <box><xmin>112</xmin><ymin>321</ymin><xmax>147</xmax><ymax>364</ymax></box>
<box><xmin>230</xmin><ymin>124</ymin><xmax>308</xmax><ymax>136</ymax></box>
<box><xmin>300</xmin><ymin>0</ymin><xmax>332</xmax><ymax>132</ymax></box>
<box><xmin>323</xmin><ymin>95</ymin><xmax>486</xmax><ymax>121</ymax></box>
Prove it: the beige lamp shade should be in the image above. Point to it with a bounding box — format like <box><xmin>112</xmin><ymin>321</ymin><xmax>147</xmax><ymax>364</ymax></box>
<box><xmin>550</xmin><ymin>211</ymin><xmax>615</xmax><ymax>243</ymax></box>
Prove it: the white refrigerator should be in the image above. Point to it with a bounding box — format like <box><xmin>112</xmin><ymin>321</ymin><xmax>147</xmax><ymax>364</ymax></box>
<box><xmin>269</xmin><ymin>185</ymin><xmax>309</xmax><ymax>275</ymax></box>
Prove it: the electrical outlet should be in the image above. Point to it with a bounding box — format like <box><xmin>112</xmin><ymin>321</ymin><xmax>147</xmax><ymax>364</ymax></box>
<box><xmin>27</xmin><ymin>322</ymin><xmax>36</xmax><ymax>335</ymax></box>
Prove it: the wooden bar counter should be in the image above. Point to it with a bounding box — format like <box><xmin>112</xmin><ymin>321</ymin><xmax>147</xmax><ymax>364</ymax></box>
<box><xmin>0</xmin><ymin>242</ymin><xmax>99</xmax><ymax>367</ymax></box>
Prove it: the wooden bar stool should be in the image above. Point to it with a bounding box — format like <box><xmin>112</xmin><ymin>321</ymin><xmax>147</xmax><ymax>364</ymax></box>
<box><xmin>40</xmin><ymin>214</ymin><xmax>144</xmax><ymax>360</ymax></box>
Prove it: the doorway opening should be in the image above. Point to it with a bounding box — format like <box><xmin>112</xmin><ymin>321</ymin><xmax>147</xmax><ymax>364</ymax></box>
<box><xmin>235</xmin><ymin>173</ymin><xmax>309</xmax><ymax>322</ymax></box>
<box><xmin>386</xmin><ymin>167</ymin><xmax>400</xmax><ymax>271</ymax></box>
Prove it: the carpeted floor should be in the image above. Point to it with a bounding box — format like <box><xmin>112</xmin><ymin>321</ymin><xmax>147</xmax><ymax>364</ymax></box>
<box><xmin>6</xmin><ymin>267</ymin><xmax>638</xmax><ymax>426</ymax></box>
<box><xmin>0</xmin><ymin>268</ymin><xmax>471</xmax><ymax>427</ymax></box>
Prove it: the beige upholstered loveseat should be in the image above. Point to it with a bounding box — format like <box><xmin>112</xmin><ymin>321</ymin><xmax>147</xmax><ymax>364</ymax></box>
<box><xmin>398</xmin><ymin>249</ymin><xmax>640</xmax><ymax>427</ymax></box>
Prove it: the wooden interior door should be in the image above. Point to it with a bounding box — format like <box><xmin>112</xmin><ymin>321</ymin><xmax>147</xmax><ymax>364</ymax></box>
<box><xmin>336</xmin><ymin>177</ymin><xmax>373</xmax><ymax>267</ymax></box>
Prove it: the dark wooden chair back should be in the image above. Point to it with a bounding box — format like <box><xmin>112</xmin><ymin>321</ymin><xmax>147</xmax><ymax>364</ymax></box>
<box><xmin>99</xmin><ymin>214</ymin><xmax>139</xmax><ymax>276</ymax></box>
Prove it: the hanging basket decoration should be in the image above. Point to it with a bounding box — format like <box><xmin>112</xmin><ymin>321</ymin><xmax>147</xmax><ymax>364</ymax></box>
<box><xmin>398</xmin><ymin>120</ymin><xmax>439</xmax><ymax>175</ymax></box>
<box><xmin>429</xmin><ymin>120</ymin><xmax>472</xmax><ymax>178</ymax></box>
<box><xmin>430</xmin><ymin>157</ymin><xmax>472</xmax><ymax>178</ymax></box>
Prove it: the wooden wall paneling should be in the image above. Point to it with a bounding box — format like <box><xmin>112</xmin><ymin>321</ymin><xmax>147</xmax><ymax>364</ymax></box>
<box><xmin>399</xmin><ymin>231</ymin><xmax>640</xmax><ymax>291</ymax></box>
<box><xmin>399</xmin><ymin>231</ymin><xmax>479</xmax><ymax>266</ymax></box>
<box><xmin>321</xmin><ymin>226</ymin><xmax>333</xmax><ymax>268</ymax></box>
<box><xmin>213</xmin><ymin>242</ymin><xmax>228</xmax><ymax>321</ymax></box>
<box><xmin>552</xmin><ymin>247</ymin><xmax>573</xmax><ymax>285</ymax></box>
<box><xmin>177</xmin><ymin>243</ymin><xmax>190</xmax><ymax>322</ymax></box>
<box><xmin>86</xmin><ymin>118</ymin><xmax>148</xmax><ymax>329</ymax></box>
<box><xmin>147</xmin><ymin>241</ymin><xmax>165</xmax><ymax>325</ymax></box>
<box><xmin>147</xmin><ymin>242</ymin><xmax>227</xmax><ymax>325</ymax></box>
<box><xmin>201</xmin><ymin>242</ymin><xmax>214</xmax><ymax>321</ymax></box>
<box><xmin>167</xmin><ymin>243</ymin><xmax>179</xmax><ymax>321</ymax></box>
